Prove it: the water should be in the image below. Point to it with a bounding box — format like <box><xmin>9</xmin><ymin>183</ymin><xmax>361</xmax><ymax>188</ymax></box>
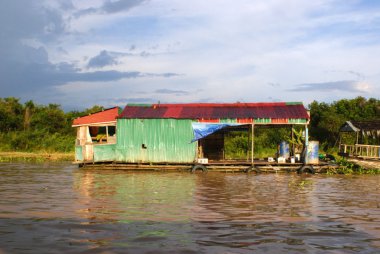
<box><xmin>1</xmin><ymin>163</ymin><xmax>380</xmax><ymax>253</ymax></box>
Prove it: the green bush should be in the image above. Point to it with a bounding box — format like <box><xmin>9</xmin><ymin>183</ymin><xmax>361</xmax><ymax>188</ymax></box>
<box><xmin>0</xmin><ymin>130</ymin><xmax>75</xmax><ymax>153</ymax></box>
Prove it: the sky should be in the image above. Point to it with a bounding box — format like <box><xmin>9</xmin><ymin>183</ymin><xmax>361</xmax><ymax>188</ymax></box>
<box><xmin>1</xmin><ymin>0</ymin><xmax>380</xmax><ymax>110</ymax></box>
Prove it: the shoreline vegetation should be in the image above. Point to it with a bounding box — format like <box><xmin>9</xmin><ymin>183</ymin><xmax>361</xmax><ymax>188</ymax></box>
<box><xmin>0</xmin><ymin>151</ymin><xmax>74</xmax><ymax>162</ymax></box>
<box><xmin>0</xmin><ymin>96</ymin><xmax>379</xmax><ymax>173</ymax></box>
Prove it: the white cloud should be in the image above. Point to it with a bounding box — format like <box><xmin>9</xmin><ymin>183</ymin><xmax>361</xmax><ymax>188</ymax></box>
<box><xmin>1</xmin><ymin>0</ymin><xmax>380</xmax><ymax>108</ymax></box>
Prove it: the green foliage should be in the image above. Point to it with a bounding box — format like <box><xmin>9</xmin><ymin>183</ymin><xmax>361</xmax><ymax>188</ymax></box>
<box><xmin>0</xmin><ymin>97</ymin><xmax>104</xmax><ymax>153</ymax></box>
<box><xmin>224</xmin><ymin>131</ymin><xmax>250</xmax><ymax>159</ymax></box>
<box><xmin>309</xmin><ymin>96</ymin><xmax>379</xmax><ymax>151</ymax></box>
<box><xmin>224</xmin><ymin>127</ymin><xmax>291</xmax><ymax>159</ymax></box>
<box><xmin>326</xmin><ymin>158</ymin><xmax>380</xmax><ymax>175</ymax></box>
<box><xmin>0</xmin><ymin>130</ymin><xmax>75</xmax><ymax>153</ymax></box>
<box><xmin>0</xmin><ymin>97</ymin><xmax>24</xmax><ymax>131</ymax></box>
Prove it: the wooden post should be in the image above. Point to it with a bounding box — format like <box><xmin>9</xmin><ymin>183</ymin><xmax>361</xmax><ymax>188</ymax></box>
<box><xmin>305</xmin><ymin>125</ymin><xmax>309</xmax><ymax>164</ymax></box>
<box><xmin>247</xmin><ymin>126</ymin><xmax>250</xmax><ymax>161</ymax></box>
<box><xmin>251</xmin><ymin>123</ymin><xmax>255</xmax><ymax>164</ymax></box>
<box><xmin>291</xmin><ymin>125</ymin><xmax>294</xmax><ymax>156</ymax></box>
<box><xmin>106</xmin><ymin>126</ymin><xmax>109</xmax><ymax>143</ymax></box>
<box><xmin>356</xmin><ymin>131</ymin><xmax>359</xmax><ymax>144</ymax></box>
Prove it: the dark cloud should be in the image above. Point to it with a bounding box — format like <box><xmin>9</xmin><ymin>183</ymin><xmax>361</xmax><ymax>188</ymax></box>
<box><xmin>1</xmin><ymin>57</ymin><xmax>179</xmax><ymax>96</ymax></box>
<box><xmin>57</xmin><ymin>0</ymin><xmax>74</xmax><ymax>11</ymax></box>
<box><xmin>0</xmin><ymin>1</ymin><xmax>64</xmax><ymax>42</ymax></box>
<box><xmin>287</xmin><ymin>80</ymin><xmax>367</xmax><ymax>92</ymax></box>
<box><xmin>75</xmin><ymin>0</ymin><xmax>148</xmax><ymax>17</ymax></box>
<box><xmin>102</xmin><ymin>0</ymin><xmax>147</xmax><ymax>14</ymax></box>
<box><xmin>87</xmin><ymin>49</ymin><xmax>155</xmax><ymax>69</ymax></box>
<box><xmin>87</xmin><ymin>50</ymin><xmax>119</xmax><ymax>68</ymax></box>
<box><xmin>0</xmin><ymin>1</ymin><xmax>179</xmax><ymax>100</ymax></box>
<box><xmin>155</xmin><ymin>89</ymin><xmax>190</xmax><ymax>96</ymax></box>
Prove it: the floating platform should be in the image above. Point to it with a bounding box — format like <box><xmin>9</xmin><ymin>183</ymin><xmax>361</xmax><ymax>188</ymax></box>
<box><xmin>76</xmin><ymin>160</ymin><xmax>338</xmax><ymax>174</ymax></box>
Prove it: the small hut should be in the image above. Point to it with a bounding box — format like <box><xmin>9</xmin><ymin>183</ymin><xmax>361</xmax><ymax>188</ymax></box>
<box><xmin>72</xmin><ymin>107</ymin><xmax>120</xmax><ymax>162</ymax></box>
<box><xmin>339</xmin><ymin>120</ymin><xmax>380</xmax><ymax>160</ymax></box>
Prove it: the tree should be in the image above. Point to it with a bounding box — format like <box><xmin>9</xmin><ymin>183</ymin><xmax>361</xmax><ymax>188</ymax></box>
<box><xmin>0</xmin><ymin>97</ymin><xmax>23</xmax><ymax>131</ymax></box>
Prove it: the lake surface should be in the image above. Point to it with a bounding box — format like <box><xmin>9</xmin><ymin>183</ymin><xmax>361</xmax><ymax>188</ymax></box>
<box><xmin>1</xmin><ymin>162</ymin><xmax>380</xmax><ymax>253</ymax></box>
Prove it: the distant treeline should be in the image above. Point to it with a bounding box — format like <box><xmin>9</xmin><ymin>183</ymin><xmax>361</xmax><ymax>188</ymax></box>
<box><xmin>0</xmin><ymin>96</ymin><xmax>379</xmax><ymax>154</ymax></box>
<box><xmin>0</xmin><ymin>97</ymin><xmax>104</xmax><ymax>152</ymax></box>
<box><xmin>309</xmin><ymin>97</ymin><xmax>379</xmax><ymax>151</ymax></box>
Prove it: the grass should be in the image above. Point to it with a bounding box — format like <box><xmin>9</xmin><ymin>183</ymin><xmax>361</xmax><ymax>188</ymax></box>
<box><xmin>0</xmin><ymin>151</ymin><xmax>74</xmax><ymax>162</ymax></box>
<box><xmin>326</xmin><ymin>158</ymin><xmax>380</xmax><ymax>175</ymax></box>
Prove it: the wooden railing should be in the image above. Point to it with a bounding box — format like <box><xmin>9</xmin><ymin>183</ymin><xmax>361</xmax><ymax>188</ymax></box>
<box><xmin>340</xmin><ymin>144</ymin><xmax>380</xmax><ymax>159</ymax></box>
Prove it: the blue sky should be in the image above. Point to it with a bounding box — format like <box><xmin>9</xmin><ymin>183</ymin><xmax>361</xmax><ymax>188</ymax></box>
<box><xmin>1</xmin><ymin>0</ymin><xmax>379</xmax><ymax>110</ymax></box>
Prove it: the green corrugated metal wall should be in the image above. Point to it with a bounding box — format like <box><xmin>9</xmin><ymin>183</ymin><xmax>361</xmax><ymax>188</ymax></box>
<box><xmin>75</xmin><ymin>146</ymin><xmax>83</xmax><ymax>161</ymax></box>
<box><xmin>94</xmin><ymin>144</ymin><xmax>116</xmax><ymax>162</ymax></box>
<box><xmin>115</xmin><ymin>119</ymin><xmax>197</xmax><ymax>163</ymax></box>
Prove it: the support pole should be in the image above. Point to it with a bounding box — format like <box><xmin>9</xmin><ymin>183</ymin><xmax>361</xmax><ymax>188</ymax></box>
<box><xmin>251</xmin><ymin>123</ymin><xmax>255</xmax><ymax>165</ymax></box>
<box><xmin>305</xmin><ymin>125</ymin><xmax>309</xmax><ymax>164</ymax></box>
<box><xmin>106</xmin><ymin>126</ymin><xmax>109</xmax><ymax>143</ymax></box>
<box><xmin>247</xmin><ymin>126</ymin><xmax>250</xmax><ymax>161</ymax></box>
<box><xmin>291</xmin><ymin>125</ymin><xmax>294</xmax><ymax>156</ymax></box>
<box><xmin>355</xmin><ymin>131</ymin><xmax>359</xmax><ymax>155</ymax></box>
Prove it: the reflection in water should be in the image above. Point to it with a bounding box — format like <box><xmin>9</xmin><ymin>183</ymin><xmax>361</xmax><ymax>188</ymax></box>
<box><xmin>74</xmin><ymin>170</ymin><xmax>197</xmax><ymax>222</ymax></box>
<box><xmin>0</xmin><ymin>162</ymin><xmax>380</xmax><ymax>253</ymax></box>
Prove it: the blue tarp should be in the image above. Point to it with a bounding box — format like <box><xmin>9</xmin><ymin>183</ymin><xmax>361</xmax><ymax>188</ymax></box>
<box><xmin>191</xmin><ymin>123</ymin><xmax>242</xmax><ymax>142</ymax></box>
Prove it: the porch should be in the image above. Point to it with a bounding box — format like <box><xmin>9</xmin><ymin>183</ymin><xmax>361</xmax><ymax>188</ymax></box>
<box><xmin>338</xmin><ymin>120</ymin><xmax>380</xmax><ymax>160</ymax></box>
<box><xmin>339</xmin><ymin>144</ymin><xmax>380</xmax><ymax>160</ymax></box>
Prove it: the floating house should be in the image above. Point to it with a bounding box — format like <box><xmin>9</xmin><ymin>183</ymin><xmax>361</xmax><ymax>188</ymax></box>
<box><xmin>72</xmin><ymin>102</ymin><xmax>311</xmax><ymax>169</ymax></box>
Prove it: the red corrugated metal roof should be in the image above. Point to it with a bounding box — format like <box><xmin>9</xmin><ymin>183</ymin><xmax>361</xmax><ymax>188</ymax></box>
<box><xmin>119</xmin><ymin>102</ymin><xmax>309</xmax><ymax>120</ymax></box>
<box><xmin>72</xmin><ymin>107</ymin><xmax>119</xmax><ymax>126</ymax></box>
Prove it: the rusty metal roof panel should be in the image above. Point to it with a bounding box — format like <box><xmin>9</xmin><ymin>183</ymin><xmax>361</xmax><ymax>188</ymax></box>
<box><xmin>72</xmin><ymin>107</ymin><xmax>120</xmax><ymax>126</ymax></box>
<box><xmin>119</xmin><ymin>102</ymin><xmax>309</xmax><ymax>120</ymax></box>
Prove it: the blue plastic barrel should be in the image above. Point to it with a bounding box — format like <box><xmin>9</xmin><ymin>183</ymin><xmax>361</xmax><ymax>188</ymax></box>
<box><xmin>279</xmin><ymin>141</ymin><xmax>290</xmax><ymax>159</ymax></box>
<box><xmin>307</xmin><ymin>141</ymin><xmax>319</xmax><ymax>164</ymax></box>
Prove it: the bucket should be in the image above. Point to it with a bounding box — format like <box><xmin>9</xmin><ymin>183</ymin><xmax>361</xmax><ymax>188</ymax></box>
<box><xmin>306</xmin><ymin>141</ymin><xmax>319</xmax><ymax>164</ymax></box>
<box><xmin>279</xmin><ymin>141</ymin><xmax>290</xmax><ymax>159</ymax></box>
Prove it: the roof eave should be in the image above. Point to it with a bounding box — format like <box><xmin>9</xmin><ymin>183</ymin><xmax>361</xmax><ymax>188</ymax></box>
<box><xmin>72</xmin><ymin>120</ymin><xmax>117</xmax><ymax>127</ymax></box>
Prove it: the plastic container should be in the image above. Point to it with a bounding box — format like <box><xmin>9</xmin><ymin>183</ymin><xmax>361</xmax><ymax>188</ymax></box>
<box><xmin>279</xmin><ymin>141</ymin><xmax>290</xmax><ymax>159</ymax></box>
<box><xmin>277</xmin><ymin>157</ymin><xmax>286</xmax><ymax>163</ymax></box>
<box><xmin>306</xmin><ymin>141</ymin><xmax>319</xmax><ymax>164</ymax></box>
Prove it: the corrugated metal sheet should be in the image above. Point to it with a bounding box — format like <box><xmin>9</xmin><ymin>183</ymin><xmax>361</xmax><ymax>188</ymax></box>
<box><xmin>93</xmin><ymin>144</ymin><xmax>116</xmax><ymax>162</ymax></box>
<box><xmin>346</xmin><ymin>120</ymin><xmax>380</xmax><ymax>132</ymax></box>
<box><xmin>115</xmin><ymin>119</ymin><xmax>197</xmax><ymax>163</ymax></box>
<box><xmin>72</xmin><ymin>107</ymin><xmax>120</xmax><ymax>126</ymax></box>
<box><xmin>119</xmin><ymin>102</ymin><xmax>309</xmax><ymax>120</ymax></box>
